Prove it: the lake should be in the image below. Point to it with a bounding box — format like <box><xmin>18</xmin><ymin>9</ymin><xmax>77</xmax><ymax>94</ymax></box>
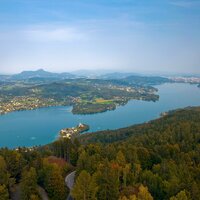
<box><xmin>0</xmin><ymin>83</ymin><xmax>200</xmax><ymax>148</ymax></box>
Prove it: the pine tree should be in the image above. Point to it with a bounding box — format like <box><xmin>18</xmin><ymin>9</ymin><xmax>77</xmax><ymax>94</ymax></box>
<box><xmin>0</xmin><ymin>185</ymin><xmax>9</xmax><ymax>200</ymax></box>
<box><xmin>122</xmin><ymin>164</ymin><xmax>131</xmax><ymax>187</ymax></box>
<box><xmin>116</xmin><ymin>151</ymin><xmax>126</xmax><ymax>167</ymax></box>
<box><xmin>43</xmin><ymin>163</ymin><xmax>67</xmax><ymax>200</ymax></box>
<box><xmin>20</xmin><ymin>167</ymin><xmax>40</xmax><ymax>200</ymax></box>
<box><xmin>137</xmin><ymin>184</ymin><xmax>153</xmax><ymax>200</ymax></box>
<box><xmin>0</xmin><ymin>184</ymin><xmax>9</xmax><ymax>200</ymax></box>
<box><xmin>170</xmin><ymin>190</ymin><xmax>190</xmax><ymax>200</ymax></box>
<box><xmin>0</xmin><ymin>156</ymin><xmax>10</xmax><ymax>186</ymax></box>
<box><xmin>96</xmin><ymin>159</ymin><xmax>119</xmax><ymax>200</ymax></box>
<box><xmin>71</xmin><ymin>170</ymin><xmax>98</xmax><ymax>200</ymax></box>
<box><xmin>4</xmin><ymin>150</ymin><xmax>25</xmax><ymax>179</ymax></box>
<box><xmin>76</xmin><ymin>150</ymin><xmax>94</xmax><ymax>174</ymax></box>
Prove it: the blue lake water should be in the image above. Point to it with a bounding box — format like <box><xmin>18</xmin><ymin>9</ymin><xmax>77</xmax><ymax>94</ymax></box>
<box><xmin>0</xmin><ymin>83</ymin><xmax>200</xmax><ymax>148</ymax></box>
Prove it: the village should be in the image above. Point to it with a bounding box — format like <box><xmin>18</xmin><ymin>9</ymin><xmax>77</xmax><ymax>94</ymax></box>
<box><xmin>59</xmin><ymin>123</ymin><xmax>89</xmax><ymax>139</ymax></box>
<box><xmin>0</xmin><ymin>96</ymin><xmax>58</xmax><ymax>115</ymax></box>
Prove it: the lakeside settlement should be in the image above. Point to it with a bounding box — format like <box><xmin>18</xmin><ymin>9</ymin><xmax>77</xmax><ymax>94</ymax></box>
<box><xmin>59</xmin><ymin>123</ymin><xmax>89</xmax><ymax>139</ymax></box>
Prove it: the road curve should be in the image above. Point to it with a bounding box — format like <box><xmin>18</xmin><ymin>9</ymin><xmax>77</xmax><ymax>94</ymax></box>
<box><xmin>65</xmin><ymin>171</ymin><xmax>76</xmax><ymax>200</ymax></box>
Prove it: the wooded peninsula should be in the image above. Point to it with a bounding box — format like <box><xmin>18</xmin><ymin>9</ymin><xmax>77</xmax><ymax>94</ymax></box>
<box><xmin>0</xmin><ymin>77</ymin><xmax>160</xmax><ymax>115</ymax></box>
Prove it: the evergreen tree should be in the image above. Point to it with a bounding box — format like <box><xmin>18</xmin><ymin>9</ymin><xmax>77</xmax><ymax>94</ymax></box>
<box><xmin>0</xmin><ymin>184</ymin><xmax>9</xmax><ymax>200</ymax></box>
<box><xmin>119</xmin><ymin>185</ymin><xmax>153</xmax><ymax>200</ymax></box>
<box><xmin>122</xmin><ymin>164</ymin><xmax>131</xmax><ymax>187</ymax></box>
<box><xmin>77</xmin><ymin>150</ymin><xmax>93</xmax><ymax>174</ymax></box>
<box><xmin>141</xmin><ymin>170</ymin><xmax>164</xmax><ymax>199</ymax></box>
<box><xmin>20</xmin><ymin>167</ymin><xmax>40</xmax><ymax>200</ymax></box>
<box><xmin>71</xmin><ymin>170</ymin><xmax>98</xmax><ymax>200</ymax></box>
<box><xmin>0</xmin><ymin>156</ymin><xmax>10</xmax><ymax>186</ymax></box>
<box><xmin>170</xmin><ymin>190</ymin><xmax>190</xmax><ymax>200</ymax></box>
<box><xmin>43</xmin><ymin>163</ymin><xmax>67</xmax><ymax>200</ymax></box>
<box><xmin>116</xmin><ymin>151</ymin><xmax>126</xmax><ymax>167</ymax></box>
<box><xmin>96</xmin><ymin>159</ymin><xmax>119</xmax><ymax>200</ymax></box>
<box><xmin>137</xmin><ymin>184</ymin><xmax>153</xmax><ymax>200</ymax></box>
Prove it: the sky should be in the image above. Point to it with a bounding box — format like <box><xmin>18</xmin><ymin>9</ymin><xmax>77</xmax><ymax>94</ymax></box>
<box><xmin>0</xmin><ymin>0</ymin><xmax>200</xmax><ymax>74</ymax></box>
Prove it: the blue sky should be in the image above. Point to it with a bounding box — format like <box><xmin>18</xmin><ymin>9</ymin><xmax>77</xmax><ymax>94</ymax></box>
<box><xmin>0</xmin><ymin>0</ymin><xmax>200</xmax><ymax>74</ymax></box>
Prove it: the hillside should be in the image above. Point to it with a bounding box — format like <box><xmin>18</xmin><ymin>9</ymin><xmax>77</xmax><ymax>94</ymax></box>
<box><xmin>73</xmin><ymin>107</ymin><xmax>200</xmax><ymax>200</ymax></box>
<box><xmin>0</xmin><ymin>78</ymin><xmax>158</xmax><ymax>115</ymax></box>
<box><xmin>1</xmin><ymin>107</ymin><xmax>200</xmax><ymax>200</ymax></box>
<box><xmin>79</xmin><ymin>106</ymin><xmax>200</xmax><ymax>144</ymax></box>
<box><xmin>121</xmin><ymin>75</ymin><xmax>172</xmax><ymax>86</ymax></box>
<box><xmin>11</xmin><ymin>69</ymin><xmax>76</xmax><ymax>80</ymax></box>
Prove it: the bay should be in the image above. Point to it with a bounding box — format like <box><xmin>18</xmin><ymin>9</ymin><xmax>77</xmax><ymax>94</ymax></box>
<box><xmin>0</xmin><ymin>83</ymin><xmax>200</xmax><ymax>148</ymax></box>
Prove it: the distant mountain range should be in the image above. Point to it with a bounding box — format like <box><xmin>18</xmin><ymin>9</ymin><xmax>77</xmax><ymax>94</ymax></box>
<box><xmin>0</xmin><ymin>69</ymin><xmax>76</xmax><ymax>81</ymax></box>
<box><xmin>98</xmin><ymin>72</ymin><xmax>140</xmax><ymax>79</ymax></box>
<box><xmin>0</xmin><ymin>69</ymin><xmax>154</xmax><ymax>81</ymax></box>
<box><xmin>12</xmin><ymin>69</ymin><xmax>76</xmax><ymax>80</ymax></box>
<box><xmin>71</xmin><ymin>69</ymin><xmax>116</xmax><ymax>78</ymax></box>
<box><xmin>71</xmin><ymin>70</ymin><xmax>142</xmax><ymax>79</ymax></box>
<box><xmin>1</xmin><ymin>69</ymin><xmax>199</xmax><ymax>82</ymax></box>
<box><xmin>0</xmin><ymin>69</ymin><xmax>172</xmax><ymax>86</ymax></box>
<box><xmin>121</xmin><ymin>75</ymin><xmax>172</xmax><ymax>86</ymax></box>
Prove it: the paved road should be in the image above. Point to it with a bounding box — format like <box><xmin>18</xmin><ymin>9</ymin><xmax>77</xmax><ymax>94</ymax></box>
<box><xmin>65</xmin><ymin>171</ymin><xmax>76</xmax><ymax>200</ymax></box>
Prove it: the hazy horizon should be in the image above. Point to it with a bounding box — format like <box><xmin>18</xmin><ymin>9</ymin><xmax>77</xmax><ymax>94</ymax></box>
<box><xmin>0</xmin><ymin>0</ymin><xmax>200</xmax><ymax>74</ymax></box>
<box><xmin>1</xmin><ymin>68</ymin><xmax>200</xmax><ymax>77</ymax></box>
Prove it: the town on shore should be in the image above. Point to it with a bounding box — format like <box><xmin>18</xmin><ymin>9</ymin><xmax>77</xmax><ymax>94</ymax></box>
<box><xmin>59</xmin><ymin>123</ymin><xmax>89</xmax><ymax>139</ymax></box>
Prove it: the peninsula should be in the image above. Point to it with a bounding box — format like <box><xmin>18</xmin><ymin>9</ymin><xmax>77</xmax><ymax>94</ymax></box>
<box><xmin>0</xmin><ymin>72</ymin><xmax>162</xmax><ymax>115</ymax></box>
<box><xmin>59</xmin><ymin>123</ymin><xmax>89</xmax><ymax>139</ymax></box>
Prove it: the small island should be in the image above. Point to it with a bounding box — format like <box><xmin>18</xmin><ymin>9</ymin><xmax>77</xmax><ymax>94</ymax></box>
<box><xmin>59</xmin><ymin>123</ymin><xmax>89</xmax><ymax>139</ymax></box>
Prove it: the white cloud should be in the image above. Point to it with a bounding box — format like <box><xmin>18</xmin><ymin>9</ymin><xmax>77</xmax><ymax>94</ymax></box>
<box><xmin>23</xmin><ymin>25</ymin><xmax>85</xmax><ymax>42</ymax></box>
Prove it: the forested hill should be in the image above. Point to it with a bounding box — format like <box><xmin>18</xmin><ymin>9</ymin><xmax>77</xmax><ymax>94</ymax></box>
<box><xmin>79</xmin><ymin>106</ymin><xmax>200</xmax><ymax>144</ymax></box>
<box><xmin>72</xmin><ymin>107</ymin><xmax>200</xmax><ymax>200</ymax></box>
<box><xmin>0</xmin><ymin>107</ymin><xmax>200</xmax><ymax>200</ymax></box>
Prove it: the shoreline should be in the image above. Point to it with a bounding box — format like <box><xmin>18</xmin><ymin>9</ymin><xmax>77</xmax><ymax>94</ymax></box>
<box><xmin>1</xmin><ymin>83</ymin><xmax>199</xmax><ymax>116</ymax></box>
<box><xmin>1</xmin><ymin>83</ymin><xmax>200</xmax><ymax>149</ymax></box>
<box><xmin>0</xmin><ymin>96</ymin><xmax>158</xmax><ymax>116</ymax></box>
<box><xmin>3</xmin><ymin>105</ymin><xmax>199</xmax><ymax>150</ymax></box>
<box><xmin>11</xmin><ymin>105</ymin><xmax>200</xmax><ymax>151</ymax></box>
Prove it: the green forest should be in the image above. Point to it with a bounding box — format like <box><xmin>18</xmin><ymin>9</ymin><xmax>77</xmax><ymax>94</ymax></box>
<box><xmin>0</xmin><ymin>107</ymin><xmax>200</xmax><ymax>200</ymax></box>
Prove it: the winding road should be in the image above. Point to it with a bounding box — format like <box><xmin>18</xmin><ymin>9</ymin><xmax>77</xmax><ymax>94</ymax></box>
<box><xmin>65</xmin><ymin>171</ymin><xmax>76</xmax><ymax>200</ymax></box>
